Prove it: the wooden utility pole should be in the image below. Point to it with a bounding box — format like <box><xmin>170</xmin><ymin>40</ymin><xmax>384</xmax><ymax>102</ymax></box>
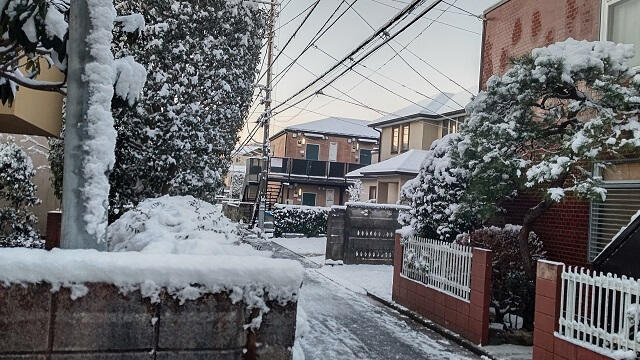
<box><xmin>61</xmin><ymin>0</ymin><xmax>107</xmax><ymax>249</ymax></box>
<box><xmin>258</xmin><ymin>0</ymin><xmax>277</xmax><ymax>230</ymax></box>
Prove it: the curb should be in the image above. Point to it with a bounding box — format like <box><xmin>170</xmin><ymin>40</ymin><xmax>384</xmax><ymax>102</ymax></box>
<box><xmin>365</xmin><ymin>292</ymin><xmax>498</xmax><ymax>360</ymax></box>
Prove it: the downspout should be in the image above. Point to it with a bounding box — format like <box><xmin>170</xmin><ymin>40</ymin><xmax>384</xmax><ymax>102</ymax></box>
<box><xmin>478</xmin><ymin>13</ymin><xmax>488</xmax><ymax>91</ymax></box>
<box><xmin>373</xmin><ymin>127</ymin><xmax>382</xmax><ymax>163</ymax></box>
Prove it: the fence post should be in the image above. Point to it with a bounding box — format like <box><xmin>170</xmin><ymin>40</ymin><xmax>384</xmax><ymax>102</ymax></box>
<box><xmin>469</xmin><ymin>248</ymin><xmax>492</xmax><ymax>345</ymax></box>
<box><xmin>45</xmin><ymin>211</ymin><xmax>62</xmax><ymax>250</ymax></box>
<box><xmin>533</xmin><ymin>260</ymin><xmax>563</xmax><ymax>360</ymax></box>
<box><xmin>393</xmin><ymin>232</ymin><xmax>402</xmax><ymax>302</ymax></box>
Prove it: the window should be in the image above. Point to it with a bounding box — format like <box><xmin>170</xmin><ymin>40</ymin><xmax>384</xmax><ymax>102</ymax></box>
<box><xmin>391</xmin><ymin>126</ymin><xmax>399</xmax><ymax>153</ymax></box>
<box><xmin>369</xmin><ymin>186</ymin><xmax>377</xmax><ymax>200</ymax></box>
<box><xmin>602</xmin><ymin>0</ymin><xmax>640</xmax><ymax>67</ymax></box>
<box><xmin>305</xmin><ymin>144</ymin><xmax>319</xmax><ymax>160</ymax></box>
<box><xmin>442</xmin><ymin>118</ymin><xmax>460</xmax><ymax>137</ymax></box>
<box><xmin>360</xmin><ymin>149</ymin><xmax>372</xmax><ymax>165</ymax></box>
<box><xmin>302</xmin><ymin>192</ymin><xmax>316</xmax><ymax>206</ymax></box>
<box><xmin>589</xmin><ymin>160</ymin><xmax>640</xmax><ymax>261</ymax></box>
<box><xmin>401</xmin><ymin>124</ymin><xmax>410</xmax><ymax>152</ymax></box>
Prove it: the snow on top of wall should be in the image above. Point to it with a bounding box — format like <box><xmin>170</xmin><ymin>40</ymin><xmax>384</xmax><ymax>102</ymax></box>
<box><xmin>346</xmin><ymin>149</ymin><xmax>429</xmax><ymax>177</ymax></box>
<box><xmin>344</xmin><ymin>202</ymin><xmax>411</xmax><ymax>210</ymax></box>
<box><xmin>274</xmin><ymin>204</ymin><xmax>330</xmax><ymax>212</ymax></box>
<box><xmin>372</xmin><ymin>91</ymin><xmax>472</xmax><ymax>125</ymax></box>
<box><xmin>0</xmin><ymin>248</ymin><xmax>304</xmax><ymax>309</ymax></box>
<box><xmin>284</xmin><ymin>117</ymin><xmax>378</xmax><ymax>139</ymax></box>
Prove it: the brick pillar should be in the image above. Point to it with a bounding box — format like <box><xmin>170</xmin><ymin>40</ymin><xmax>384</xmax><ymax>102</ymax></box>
<box><xmin>392</xmin><ymin>233</ymin><xmax>402</xmax><ymax>303</ymax></box>
<box><xmin>469</xmin><ymin>248</ymin><xmax>492</xmax><ymax>345</ymax></box>
<box><xmin>45</xmin><ymin>211</ymin><xmax>62</xmax><ymax>250</ymax></box>
<box><xmin>533</xmin><ymin>260</ymin><xmax>563</xmax><ymax>360</ymax></box>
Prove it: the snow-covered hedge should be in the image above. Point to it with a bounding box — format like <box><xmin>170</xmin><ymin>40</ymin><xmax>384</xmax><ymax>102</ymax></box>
<box><xmin>108</xmin><ymin>195</ymin><xmax>263</xmax><ymax>257</ymax></box>
<box><xmin>273</xmin><ymin>205</ymin><xmax>328</xmax><ymax>238</ymax></box>
<box><xmin>456</xmin><ymin>225</ymin><xmax>545</xmax><ymax>331</ymax></box>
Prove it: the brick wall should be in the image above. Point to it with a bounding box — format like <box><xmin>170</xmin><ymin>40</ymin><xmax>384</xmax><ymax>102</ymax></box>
<box><xmin>0</xmin><ymin>283</ymin><xmax>297</xmax><ymax>359</ymax></box>
<box><xmin>392</xmin><ymin>234</ymin><xmax>492</xmax><ymax>345</ymax></box>
<box><xmin>480</xmin><ymin>0</ymin><xmax>600</xmax><ymax>87</ymax></box>
<box><xmin>533</xmin><ymin>260</ymin><xmax>612</xmax><ymax>360</ymax></box>
<box><xmin>270</xmin><ymin>131</ymin><xmax>377</xmax><ymax>164</ymax></box>
<box><xmin>280</xmin><ymin>183</ymin><xmax>344</xmax><ymax>206</ymax></box>
<box><xmin>502</xmin><ymin>194</ymin><xmax>590</xmax><ymax>267</ymax></box>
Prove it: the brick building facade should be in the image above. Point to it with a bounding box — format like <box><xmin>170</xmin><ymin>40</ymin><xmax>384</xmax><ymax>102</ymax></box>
<box><xmin>481</xmin><ymin>0</ymin><xmax>640</xmax><ymax>267</ymax></box>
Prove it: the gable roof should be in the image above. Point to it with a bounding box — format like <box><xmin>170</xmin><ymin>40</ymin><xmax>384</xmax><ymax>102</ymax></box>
<box><xmin>593</xmin><ymin>210</ymin><xmax>640</xmax><ymax>278</ymax></box>
<box><xmin>346</xmin><ymin>149</ymin><xmax>429</xmax><ymax>178</ymax></box>
<box><xmin>370</xmin><ymin>91</ymin><xmax>473</xmax><ymax>127</ymax></box>
<box><xmin>271</xmin><ymin>117</ymin><xmax>379</xmax><ymax>140</ymax></box>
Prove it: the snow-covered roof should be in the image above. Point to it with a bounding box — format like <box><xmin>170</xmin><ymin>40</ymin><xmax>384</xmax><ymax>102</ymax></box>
<box><xmin>346</xmin><ymin>149</ymin><xmax>428</xmax><ymax>178</ymax></box>
<box><xmin>370</xmin><ymin>91</ymin><xmax>472</xmax><ymax>127</ymax></box>
<box><xmin>234</xmin><ymin>143</ymin><xmax>262</xmax><ymax>156</ymax></box>
<box><xmin>275</xmin><ymin>117</ymin><xmax>379</xmax><ymax>139</ymax></box>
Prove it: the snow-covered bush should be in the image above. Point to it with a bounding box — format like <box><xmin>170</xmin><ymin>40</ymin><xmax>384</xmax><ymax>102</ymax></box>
<box><xmin>399</xmin><ymin>134</ymin><xmax>479</xmax><ymax>241</ymax></box>
<box><xmin>0</xmin><ymin>141</ymin><xmax>42</xmax><ymax>248</ymax></box>
<box><xmin>108</xmin><ymin>195</ymin><xmax>265</xmax><ymax>256</ymax></box>
<box><xmin>456</xmin><ymin>225</ymin><xmax>545</xmax><ymax>331</ymax></box>
<box><xmin>231</xmin><ymin>173</ymin><xmax>245</xmax><ymax>199</ymax></box>
<box><xmin>105</xmin><ymin>0</ymin><xmax>264</xmax><ymax>217</ymax></box>
<box><xmin>273</xmin><ymin>205</ymin><xmax>328</xmax><ymax>238</ymax></box>
<box><xmin>346</xmin><ymin>179</ymin><xmax>363</xmax><ymax>202</ymax></box>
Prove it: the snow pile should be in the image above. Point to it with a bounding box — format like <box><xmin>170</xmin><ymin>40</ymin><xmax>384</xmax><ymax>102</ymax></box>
<box><xmin>0</xmin><ymin>248</ymin><xmax>304</xmax><ymax>324</ymax></box>
<box><xmin>108</xmin><ymin>195</ymin><xmax>264</xmax><ymax>257</ymax></box>
<box><xmin>114</xmin><ymin>56</ymin><xmax>147</xmax><ymax>106</ymax></box>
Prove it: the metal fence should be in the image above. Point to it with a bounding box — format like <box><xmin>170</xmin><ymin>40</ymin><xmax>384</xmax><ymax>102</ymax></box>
<box><xmin>401</xmin><ymin>237</ymin><xmax>473</xmax><ymax>301</ymax></box>
<box><xmin>557</xmin><ymin>267</ymin><xmax>640</xmax><ymax>357</ymax></box>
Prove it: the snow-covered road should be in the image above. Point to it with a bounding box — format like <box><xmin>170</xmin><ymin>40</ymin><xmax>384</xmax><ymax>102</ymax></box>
<box><xmin>267</xmin><ymin>241</ymin><xmax>480</xmax><ymax>360</ymax></box>
<box><xmin>296</xmin><ymin>269</ymin><xmax>481</xmax><ymax>359</ymax></box>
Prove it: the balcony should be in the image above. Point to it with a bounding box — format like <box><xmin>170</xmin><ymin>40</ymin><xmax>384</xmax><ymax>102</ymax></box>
<box><xmin>267</xmin><ymin>157</ymin><xmax>366</xmax><ymax>183</ymax></box>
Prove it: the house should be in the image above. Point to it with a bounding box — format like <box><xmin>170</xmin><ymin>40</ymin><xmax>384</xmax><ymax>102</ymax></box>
<box><xmin>480</xmin><ymin>0</ymin><xmax>640</xmax><ymax>267</ymax></box>
<box><xmin>346</xmin><ymin>92</ymin><xmax>471</xmax><ymax>204</ymax></box>
<box><xmin>224</xmin><ymin>142</ymin><xmax>262</xmax><ymax>197</ymax></box>
<box><xmin>241</xmin><ymin>117</ymin><xmax>379</xmax><ymax>208</ymax></box>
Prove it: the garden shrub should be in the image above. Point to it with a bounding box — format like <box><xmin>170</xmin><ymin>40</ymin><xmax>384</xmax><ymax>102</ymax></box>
<box><xmin>273</xmin><ymin>205</ymin><xmax>328</xmax><ymax>237</ymax></box>
<box><xmin>456</xmin><ymin>225</ymin><xmax>545</xmax><ymax>331</ymax></box>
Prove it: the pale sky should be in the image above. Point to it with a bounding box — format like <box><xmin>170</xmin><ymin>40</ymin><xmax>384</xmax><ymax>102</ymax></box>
<box><xmin>241</xmin><ymin>0</ymin><xmax>496</xmax><ymax>143</ymax></box>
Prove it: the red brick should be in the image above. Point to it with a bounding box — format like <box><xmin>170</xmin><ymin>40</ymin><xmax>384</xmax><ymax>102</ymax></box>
<box><xmin>533</xmin><ymin>345</ymin><xmax>554</xmax><ymax>360</ymax></box>
<box><xmin>535</xmin><ymin>294</ymin><xmax>557</xmax><ymax>317</ymax></box>
<box><xmin>553</xmin><ymin>338</ymin><xmax>576</xmax><ymax>360</ymax></box>
<box><xmin>575</xmin><ymin>346</ymin><xmax>606</xmax><ymax>360</ymax></box>
<box><xmin>534</xmin><ymin>311</ymin><xmax>557</xmax><ymax>334</ymax></box>
<box><xmin>534</xmin><ymin>328</ymin><xmax>555</xmax><ymax>351</ymax></box>
<box><xmin>536</xmin><ymin>278</ymin><xmax>559</xmax><ymax>297</ymax></box>
<box><xmin>469</xmin><ymin>304</ymin><xmax>484</xmax><ymax>322</ymax></box>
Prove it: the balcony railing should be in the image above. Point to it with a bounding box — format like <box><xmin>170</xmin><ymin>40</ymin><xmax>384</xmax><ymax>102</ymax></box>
<box><xmin>268</xmin><ymin>157</ymin><xmax>366</xmax><ymax>180</ymax></box>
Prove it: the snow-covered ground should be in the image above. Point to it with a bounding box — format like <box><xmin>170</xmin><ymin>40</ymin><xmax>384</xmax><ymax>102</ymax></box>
<box><xmin>483</xmin><ymin>344</ymin><xmax>532</xmax><ymax>360</ymax></box>
<box><xmin>272</xmin><ymin>236</ymin><xmax>393</xmax><ymax>300</ymax></box>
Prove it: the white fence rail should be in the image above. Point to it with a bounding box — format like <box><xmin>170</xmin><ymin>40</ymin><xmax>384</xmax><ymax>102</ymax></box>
<box><xmin>558</xmin><ymin>267</ymin><xmax>640</xmax><ymax>358</ymax></box>
<box><xmin>401</xmin><ymin>237</ymin><xmax>473</xmax><ymax>301</ymax></box>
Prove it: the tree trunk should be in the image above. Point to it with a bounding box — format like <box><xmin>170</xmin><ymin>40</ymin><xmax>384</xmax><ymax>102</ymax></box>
<box><xmin>160</xmin><ymin>164</ymin><xmax>177</xmax><ymax>195</ymax></box>
<box><xmin>518</xmin><ymin>198</ymin><xmax>554</xmax><ymax>279</ymax></box>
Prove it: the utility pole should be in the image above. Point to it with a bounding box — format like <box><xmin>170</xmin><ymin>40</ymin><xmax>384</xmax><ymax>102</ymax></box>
<box><xmin>61</xmin><ymin>0</ymin><xmax>106</xmax><ymax>250</ymax></box>
<box><xmin>258</xmin><ymin>0</ymin><xmax>277</xmax><ymax>230</ymax></box>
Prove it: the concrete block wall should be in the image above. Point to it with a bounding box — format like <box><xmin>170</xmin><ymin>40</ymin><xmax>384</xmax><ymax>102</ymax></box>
<box><xmin>533</xmin><ymin>260</ymin><xmax>612</xmax><ymax>360</ymax></box>
<box><xmin>392</xmin><ymin>234</ymin><xmax>492</xmax><ymax>345</ymax></box>
<box><xmin>0</xmin><ymin>283</ymin><xmax>297</xmax><ymax>360</ymax></box>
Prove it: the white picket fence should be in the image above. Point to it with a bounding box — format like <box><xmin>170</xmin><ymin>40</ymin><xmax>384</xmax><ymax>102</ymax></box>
<box><xmin>401</xmin><ymin>237</ymin><xmax>473</xmax><ymax>301</ymax></box>
<box><xmin>557</xmin><ymin>267</ymin><xmax>640</xmax><ymax>357</ymax></box>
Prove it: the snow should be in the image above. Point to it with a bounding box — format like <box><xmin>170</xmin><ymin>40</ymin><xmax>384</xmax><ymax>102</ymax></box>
<box><xmin>44</xmin><ymin>5</ymin><xmax>67</xmax><ymax>41</ymax></box>
<box><xmin>108</xmin><ymin>195</ymin><xmax>266</xmax><ymax>257</ymax></box>
<box><xmin>0</xmin><ymin>247</ymin><xmax>303</xmax><ymax>313</ymax></box>
<box><xmin>115</xmin><ymin>14</ymin><xmax>146</xmax><ymax>34</ymax></box>
<box><xmin>274</xmin><ymin>204</ymin><xmax>330</xmax><ymax>212</ymax></box>
<box><xmin>482</xmin><ymin>344</ymin><xmax>532</xmax><ymax>360</ymax></box>
<box><xmin>81</xmin><ymin>0</ymin><xmax>119</xmax><ymax>241</ymax></box>
<box><xmin>344</xmin><ymin>201</ymin><xmax>410</xmax><ymax>210</ymax></box>
<box><xmin>346</xmin><ymin>149</ymin><xmax>428</xmax><ymax>177</ymax></box>
<box><xmin>372</xmin><ymin>91</ymin><xmax>472</xmax><ymax>125</ymax></box>
<box><xmin>531</xmin><ymin>38</ymin><xmax>635</xmax><ymax>84</ymax></box>
<box><xmin>272</xmin><ymin>237</ymin><xmax>326</xmax><ymax>258</ymax></box>
<box><xmin>114</xmin><ymin>56</ymin><xmax>147</xmax><ymax>106</ymax></box>
<box><xmin>283</xmin><ymin>117</ymin><xmax>379</xmax><ymax>139</ymax></box>
<box><xmin>317</xmin><ymin>264</ymin><xmax>393</xmax><ymax>301</ymax></box>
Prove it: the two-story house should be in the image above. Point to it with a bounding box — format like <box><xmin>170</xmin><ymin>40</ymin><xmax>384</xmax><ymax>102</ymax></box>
<box><xmin>346</xmin><ymin>92</ymin><xmax>471</xmax><ymax>204</ymax></box>
<box><xmin>241</xmin><ymin>117</ymin><xmax>379</xmax><ymax>208</ymax></box>
<box><xmin>480</xmin><ymin>0</ymin><xmax>640</xmax><ymax>267</ymax></box>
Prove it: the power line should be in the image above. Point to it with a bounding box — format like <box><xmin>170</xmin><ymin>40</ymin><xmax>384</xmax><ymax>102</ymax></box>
<box><xmin>254</xmin><ymin>0</ymin><xmax>321</xmax><ymax>85</ymax></box>
<box><xmin>271</xmin><ymin>0</ymin><xmax>432</xmax><ymax>114</ymax></box>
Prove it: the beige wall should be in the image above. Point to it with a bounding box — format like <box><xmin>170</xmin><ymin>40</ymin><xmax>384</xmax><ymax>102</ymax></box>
<box><xmin>280</xmin><ymin>183</ymin><xmax>343</xmax><ymax>207</ymax></box>
<box><xmin>364</xmin><ymin>175</ymin><xmax>416</xmax><ymax>205</ymax></box>
<box><xmin>379</xmin><ymin>118</ymin><xmax>441</xmax><ymax>161</ymax></box>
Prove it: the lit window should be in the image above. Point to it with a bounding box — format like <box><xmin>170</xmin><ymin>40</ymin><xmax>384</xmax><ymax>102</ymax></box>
<box><xmin>391</xmin><ymin>126</ymin><xmax>399</xmax><ymax>153</ymax></box>
<box><xmin>401</xmin><ymin>125</ymin><xmax>410</xmax><ymax>152</ymax></box>
<box><xmin>602</xmin><ymin>0</ymin><xmax>640</xmax><ymax>67</ymax></box>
